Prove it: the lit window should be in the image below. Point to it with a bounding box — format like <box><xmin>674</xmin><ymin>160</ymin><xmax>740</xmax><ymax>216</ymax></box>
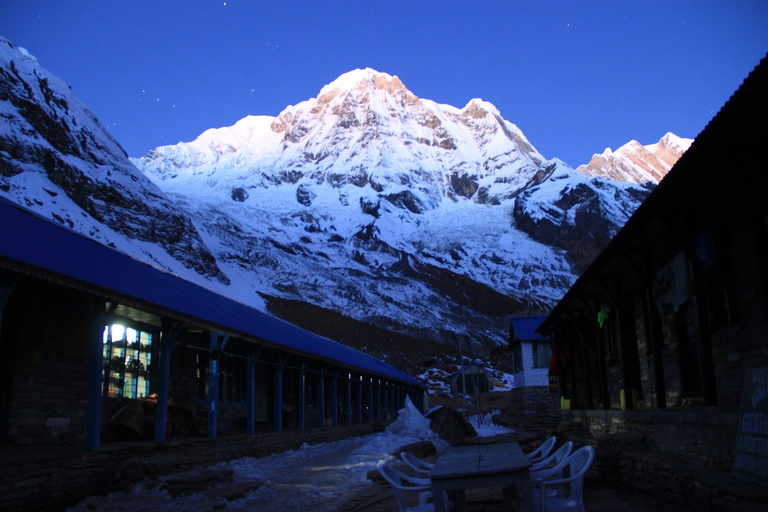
<box><xmin>102</xmin><ymin>324</ymin><xmax>153</xmax><ymax>398</ymax></box>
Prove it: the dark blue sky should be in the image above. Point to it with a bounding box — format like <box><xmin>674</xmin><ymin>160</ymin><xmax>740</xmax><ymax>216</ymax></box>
<box><xmin>2</xmin><ymin>1</ymin><xmax>767</xmax><ymax>167</ymax></box>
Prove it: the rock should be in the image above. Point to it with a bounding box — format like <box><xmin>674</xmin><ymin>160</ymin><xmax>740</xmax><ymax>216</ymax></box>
<box><xmin>296</xmin><ymin>183</ymin><xmax>316</xmax><ymax>206</ymax></box>
<box><xmin>426</xmin><ymin>407</ymin><xmax>478</xmax><ymax>446</ymax></box>
<box><xmin>231</xmin><ymin>186</ymin><xmax>249</xmax><ymax>202</ymax></box>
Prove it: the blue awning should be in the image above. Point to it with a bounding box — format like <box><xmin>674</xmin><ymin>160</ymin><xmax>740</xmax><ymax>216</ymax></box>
<box><xmin>510</xmin><ymin>316</ymin><xmax>547</xmax><ymax>341</ymax></box>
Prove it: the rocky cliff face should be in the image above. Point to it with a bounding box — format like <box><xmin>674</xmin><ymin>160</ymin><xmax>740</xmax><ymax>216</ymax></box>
<box><xmin>513</xmin><ymin>162</ymin><xmax>654</xmax><ymax>272</ymax></box>
<box><xmin>0</xmin><ymin>37</ymin><xmax>227</xmax><ymax>283</ymax></box>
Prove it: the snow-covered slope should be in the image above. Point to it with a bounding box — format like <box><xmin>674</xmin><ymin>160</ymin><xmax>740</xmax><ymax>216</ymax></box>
<box><xmin>576</xmin><ymin>132</ymin><xmax>692</xmax><ymax>184</ymax></box>
<box><xmin>0</xmin><ymin>37</ymin><xmax>233</xmax><ymax>289</ymax></box>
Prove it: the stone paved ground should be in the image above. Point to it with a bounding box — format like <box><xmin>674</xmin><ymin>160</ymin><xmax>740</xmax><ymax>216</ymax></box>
<box><xmin>339</xmin><ymin>430</ymin><xmax>657</xmax><ymax>512</ymax></box>
<box><xmin>343</xmin><ymin>481</ymin><xmax>657</xmax><ymax>512</ymax></box>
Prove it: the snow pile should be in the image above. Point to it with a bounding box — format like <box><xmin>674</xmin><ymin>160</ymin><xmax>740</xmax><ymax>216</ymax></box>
<box><xmin>355</xmin><ymin>397</ymin><xmax>450</xmax><ymax>455</ymax></box>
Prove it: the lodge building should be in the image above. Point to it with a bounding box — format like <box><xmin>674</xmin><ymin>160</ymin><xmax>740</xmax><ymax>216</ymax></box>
<box><xmin>0</xmin><ymin>196</ymin><xmax>426</xmax><ymax>509</ymax></box>
<box><xmin>539</xmin><ymin>55</ymin><xmax>768</xmax><ymax>509</ymax></box>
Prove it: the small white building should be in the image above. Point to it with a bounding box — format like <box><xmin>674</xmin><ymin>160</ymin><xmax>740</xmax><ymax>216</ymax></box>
<box><xmin>508</xmin><ymin>316</ymin><xmax>560</xmax><ymax>416</ymax></box>
<box><xmin>509</xmin><ymin>316</ymin><xmax>551</xmax><ymax>387</ymax></box>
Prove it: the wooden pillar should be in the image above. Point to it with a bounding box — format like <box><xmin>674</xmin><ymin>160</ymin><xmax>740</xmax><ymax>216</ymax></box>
<box><xmin>568</xmin><ymin>314</ymin><xmax>593</xmax><ymax>410</ymax></box>
<box><xmin>589</xmin><ymin>298</ymin><xmax>611</xmax><ymax>409</ymax></box>
<box><xmin>376</xmin><ymin>379</ymin><xmax>382</xmax><ymax>422</ymax></box>
<box><xmin>665</xmin><ymin>219</ymin><xmax>719</xmax><ymax>406</ymax></box>
<box><xmin>246</xmin><ymin>347</ymin><xmax>261</xmax><ymax>435</ymax></box>
<box><xmin>0</xmin><ymin>271</ymin><xmax>18</xmax><ymax>440</ymax></box>
<box><xmin>298</xmin><ymin>363</ymin><xmax>306</xmax><ymax>430</ymax></box>
<box><xmin>688</xmin><ymin>253</ymin><xmax>719</xmax><ymax>406</ymax></box>
<box><xmin>208</xmin><ymin>332</ymin><xmax>230</xmax><ymax>438</ymax></box>
<box><xmin>274</xmin><ymin>358</ymin><xmax>287</xmax><ymax>433</ymax></box>
<box><xmin>86</xmin><ymin>300</ymin><xmax>117</xmax><ymax>451</ymax></box>
<box><xmin>317</xmin><ymin>367</ymin><xmax>326</xmax><ymax>429</ymax></box>
<box><xmin>616</xmin><ymin>294</ymin><xmax>637</xmax><ymax>410</ymax></box>
<box><xmin>154</xmin><ymin>319</ymin><xmax>182</xmax><ymax>443</ymax></box>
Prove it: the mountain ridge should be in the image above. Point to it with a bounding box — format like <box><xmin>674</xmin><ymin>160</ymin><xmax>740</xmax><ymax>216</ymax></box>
<box><xmin>0</xmin><ymin>44</ymin><xmax>690</xmax><ymax>353</ymax></box>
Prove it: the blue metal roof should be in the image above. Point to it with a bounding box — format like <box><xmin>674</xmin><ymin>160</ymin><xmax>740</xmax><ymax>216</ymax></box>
<box><xmin>0</xmin><ymin>198</ymin><xmax>423</xmax><ymax>387</ymax></box>
<box><xmin>510</xmin><ymin>316</ymin><xmax>547</xmax><ymax>341</ymax></box>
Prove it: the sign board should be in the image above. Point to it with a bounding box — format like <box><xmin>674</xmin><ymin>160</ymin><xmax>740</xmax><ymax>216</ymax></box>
<box><xmin>732</xmin><ymin>367</ymin><xmax>768</xmax><ymax>485</ymax></box>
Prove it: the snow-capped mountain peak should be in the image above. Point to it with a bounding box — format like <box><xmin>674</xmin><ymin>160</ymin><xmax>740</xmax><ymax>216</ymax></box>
<box><xmin>576</xmin><ymin>131</ymin><xmax>692</xmax><ymax>184</ymax></box>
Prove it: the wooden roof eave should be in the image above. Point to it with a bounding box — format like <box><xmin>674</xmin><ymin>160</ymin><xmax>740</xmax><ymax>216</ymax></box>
<box><xmin>539</xmin><ymin>53</ymin><xmax>768</xmax><ymax>337</ymax></box>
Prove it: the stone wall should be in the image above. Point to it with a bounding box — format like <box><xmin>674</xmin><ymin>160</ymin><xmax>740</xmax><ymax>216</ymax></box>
<box><xmin>2</xmin><ymin>279</ymin><xmax>93</xmax><ymax>446</ymax></box>
<box><xmin>561</xmin><ymin>409</ymin><xmax>767</xmax><ymax>511</ymax></box>
<box><xmin>509</xmin><ymin>386</ymin><xmax>559</xmax><ymax>417</ymax></box>
<box><xmin>562</xmin><ymin>408</ymin><xmax>738</xmax><ymax>467</ymax></box>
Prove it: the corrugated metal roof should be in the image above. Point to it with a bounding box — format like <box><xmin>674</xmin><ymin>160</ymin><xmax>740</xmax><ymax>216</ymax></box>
<box><xmin>510</xmin><ymin>316</ymin><xmax>547</xmax><ymax>341</ymax></box>
<box><xmin>0</xmin><ymin>198</ymin><xmax>423</xmax><ymax>387</ymax></box>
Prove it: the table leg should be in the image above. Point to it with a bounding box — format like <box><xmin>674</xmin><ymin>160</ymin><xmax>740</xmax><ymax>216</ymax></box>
<box><xmin>432</xmin><ymin>484</ymin><xmax>448</xmax><ymax>512</ymax></box>
<box><xmin>517</xmin><ymin>476</ymin><xmax>535</xmax><ymax>512</ymax></box>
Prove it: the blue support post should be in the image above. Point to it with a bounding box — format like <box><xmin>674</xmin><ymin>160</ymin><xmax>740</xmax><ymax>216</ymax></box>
<box><xmin>393</xmin><ymin>385</ymin><xmax>399</xmax><ymax>418</ymax></box>
<box><xmin>376</xmin><ymin>380</ymin><xmax>381</xmax><ymax>422</ymax></box>
<box><xmin>86</xmin><ymin>301</ymin><xmax>117</xmax><ymax>451</ymax></box>
<box><xmin>246</xmin><ymin>347</ymin><xmax>261</xmax><ymax>435</ymax></box>
<box><xmin>389</xmin><ymin>383</ymin><xmax>395</xmax><ymax>420</ymax></box>
<box><xmin>384</xmin><ymin>383</ymin><xmax>390</xmax><ymax>421</ymax></box>
<box><xmin>275</xmin><ymin>358</ymin><xmax>287</xmax><ymax>433</ymax></box>
<box><xmin>346</xmin><ymin>374</ymin><xmax>352</xmax><ymax>426</ymax></box>
<box><xmin>357</xmin><ymin>375</ymin><xmax>363</xmax><ymax>424</ymax></box>
<box><xmin>298</xmin><ymin>363</ymin><xmax>306</xmax><ymax>430</ymax></box>
<box><xmin>332</xmin><ymin>374</ymin><xmax>338</xmax><ymax>426</ymax></box>
<box><xmin>208</xmin><ymin>332</ymin><xmax>230</xmax><ymax>439</ymax></box>
<box><xmin>368</xmin><ymin>378</ymin><xmax>374</xmax><ymax>423</ymax></box>
<box><xmin>318</xmin><ymin>367</ymin><xmax>326</xmax><ymax>428</ymax></box>
<box><xmin>155</xmin><ymin>320</ymin><xmax>182</xmax><ymax>443</ymax></box>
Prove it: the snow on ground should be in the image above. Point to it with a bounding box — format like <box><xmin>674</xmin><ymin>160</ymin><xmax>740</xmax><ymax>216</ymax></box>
<box><xmin>68</xmin><ymin>399</ymin><xmax>513</xmax><ymax>512</ymax></box>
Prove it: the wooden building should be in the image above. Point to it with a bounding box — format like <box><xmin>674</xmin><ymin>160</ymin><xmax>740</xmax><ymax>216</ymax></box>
<box><xmin>0</xmin><ymin>197</ymin><xmax>426</xmax><ymax>453</ymax></box>
<box><xmin>538</xmin><ymin>55</ymin><xmax>768</xmax><ymax>509</ymax></box>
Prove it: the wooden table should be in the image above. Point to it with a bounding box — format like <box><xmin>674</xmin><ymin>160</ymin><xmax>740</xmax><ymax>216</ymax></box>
<box><xmin>428</xmin><ymin>442</ymin><xmax>535</xmax><ymax>512</ymax></box>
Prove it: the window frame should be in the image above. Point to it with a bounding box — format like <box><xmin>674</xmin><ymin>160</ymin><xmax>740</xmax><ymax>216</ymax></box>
<box><xmin>102</xmin><ymin>320</ymin><xmax>157</xmax><ymax>400</ymax></box>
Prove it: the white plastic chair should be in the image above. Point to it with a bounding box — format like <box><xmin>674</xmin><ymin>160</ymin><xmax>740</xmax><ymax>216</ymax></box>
<box><xmin>401</xmin><ymin>452</ymin><xmax>435</xmax><ymax>478</ymax></box>
<box><xmin>530</xmin><ymin>441</ymin><xmax>573</xmax><ymax>477</ymax></box>
<box><xmin>532</xmin><ymin>445</ymin><xmax>595</xmax><ymax>512</ymax></box>
<box><xmin>377</xmin><ymin>465</ymin><xmax>436</xmax><ymax>512</ymax></box>
<box><xmin>527</xmin><ymin>436</ymin><xmax>557</xmax><ymax>464</ymax></box>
